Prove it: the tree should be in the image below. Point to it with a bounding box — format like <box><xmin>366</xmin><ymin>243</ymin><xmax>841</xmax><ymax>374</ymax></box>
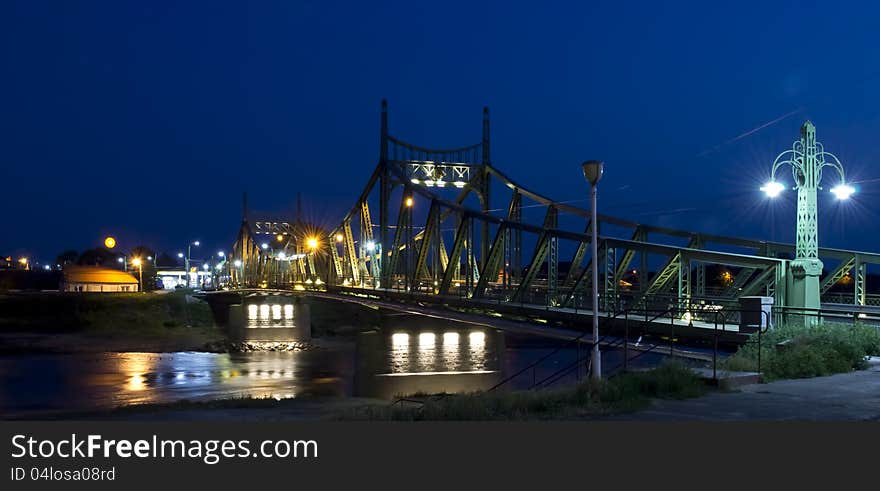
<box><xmin>156</xmin><ymin>252</ymin><xmax>181</xmax><ymax>268</ymax></box>
<box><xmin>77</xmin><ymin>247</ymin><xmax>117</xmax><ymax>266</ymax></box>
<box><xmin>129</xmin><ymin>245</ymin><xmax>156</xmax><ymax>262</ymax></box>
<box><xmin>129</xmin><ymin>245</ymin><xmax>159</xmax><ymax>291</ymax></box>
<box><xmin>55</xmin><ymin>250</ymin><xmax>79</xmax><ymax>266</ymax></box>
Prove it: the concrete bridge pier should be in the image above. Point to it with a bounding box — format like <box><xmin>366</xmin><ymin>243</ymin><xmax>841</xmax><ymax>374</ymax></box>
<box><xmin>226</xmin><ymin>295</ymin><xmax>311</xmax><ymax>343</ymax></box>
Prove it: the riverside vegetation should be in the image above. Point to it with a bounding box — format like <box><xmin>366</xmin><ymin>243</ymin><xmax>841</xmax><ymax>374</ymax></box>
<box><xmin>0</xmin><ymin>291</ymin><xmax>222</xmax><ymax>352</ymax></box>
<box><xmin>340</xmin><ymin>362</ymin><xmax>707</xmax><ymax>420</ymax></box>
<box><xmin>723</xmin><ymin>321</ymin><xmax>880</xmax><ymax>380</ymax></box>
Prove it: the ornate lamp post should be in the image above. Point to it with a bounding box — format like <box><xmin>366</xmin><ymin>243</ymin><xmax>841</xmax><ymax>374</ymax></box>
<box><xmin>582</xmin><ymin>160</ymin><xmax>604</xmax><ymax>382</ymax></box>
<box><xmin>762</xmin><ymin>121</ymin><xmax>854</xmax><ymax>317</ymax></box>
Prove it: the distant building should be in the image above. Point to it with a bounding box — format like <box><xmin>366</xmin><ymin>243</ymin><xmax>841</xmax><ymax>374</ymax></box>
<box><xmin>61</xmin><ymin>266</ymin><xmax>139</xmax><ymax>292</ymax></box>
<box><xmin>157</xmin><ymin>269</ymin><xmax>214</xmax><ymax>289</ymax></box>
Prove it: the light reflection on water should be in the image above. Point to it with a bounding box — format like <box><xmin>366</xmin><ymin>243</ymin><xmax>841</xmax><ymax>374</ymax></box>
<box><xmin>387</xmin><ymin>329</ymin><xmax>492</xmax><ymax>374</ymax></box>
<box><xmin>0</xmin><ymin>322</ymin><xmax>646</xmax><ymax>416</ymax></box>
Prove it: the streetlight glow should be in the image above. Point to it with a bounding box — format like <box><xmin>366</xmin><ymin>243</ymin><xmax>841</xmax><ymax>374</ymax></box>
<box><xmin>193</xmin><ymin>241</ymin><xmax>200</xmax><ymax>246</ymax></box>
<box><xmin>830</xmin><ymin>183</ymin><xmax>855</xmax><ymax>200</ymax></box>
<box><xmin>234</xmin><ymin>260</ymin><xmax>242</xmax><ymax>267</ymax></box>
<box><xmin>365</xmin><ymin>241</ymin><xmax>375</xmax><ymax>252</ymax></box>
<box><xmin>131</xmin><ymin>258</ymin><xmax>142</xmax><ymax>267</ymax></box>
<box><xmin>336</xmin><ymin>233</ymin><xmax>343</xmax><ymax>243</ymax></box>
<box><xmin>307</xmin><ymin>237</ymin><xmax>318</xmax><ymax>250</ymax></box>
<box><xmin>178</xmin><ymin>252</ymin><xmax>184</xmax><ymax>258</ymax></box>
<box><xmin>261</xmin><ymin>243</ymin><xmax>269</xmax><ymax>250</ymax></box>
<box><xmin>760</xmin><ymin>180</ymin><xmax>785</xmax><ymax>198</ymax></box>
<box><xmin>218</xmin><ymin>251</ymin><xmax>225</xmax><ymax>257</ymax></box>
<box><xmin>405</xmin><ymin>196</ymin><xmax>413</xmax><ymax>207</ymax></box>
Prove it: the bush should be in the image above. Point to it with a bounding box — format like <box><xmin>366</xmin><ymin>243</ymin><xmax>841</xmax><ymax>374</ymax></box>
<box><xmin>723</xmin><ymin>322</ymin><xmax>880</xmax><ymax>381</ymax></box>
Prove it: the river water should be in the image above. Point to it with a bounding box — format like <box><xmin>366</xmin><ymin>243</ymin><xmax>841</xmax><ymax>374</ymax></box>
<box><xmin>0</xmin><ymin>311</ymin><xmax>661</xmax><ymax>417</ymax></box>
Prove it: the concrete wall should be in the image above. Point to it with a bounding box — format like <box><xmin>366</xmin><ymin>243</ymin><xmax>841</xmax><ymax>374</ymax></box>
<box><xmin>226</xmin><ymin>297</ymin><xmax>311</xmax><ymax>342</ymax></box>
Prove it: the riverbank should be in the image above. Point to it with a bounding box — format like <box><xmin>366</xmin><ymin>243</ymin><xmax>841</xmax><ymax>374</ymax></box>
<box><xmin>0</xmin><ymin>291</ymin><xmax>224</xmax><ymax>353</ymax></box>
<box><xmin>17</xmin><ymin>363</ymin><xmax>708</xmax><ymax>421</ymax></box>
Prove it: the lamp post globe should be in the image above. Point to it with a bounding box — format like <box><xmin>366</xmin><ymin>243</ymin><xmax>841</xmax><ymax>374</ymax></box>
<box><xmin>582</xmin><ymin>160</ymin><xmax>604</xmax><ymax>186</ymax></box>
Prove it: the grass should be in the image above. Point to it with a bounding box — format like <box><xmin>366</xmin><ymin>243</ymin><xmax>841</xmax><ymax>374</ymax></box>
<box><xmin>340</xmin><ymin>362</ymin><xmax>707</xmax><ymax>420</ymax></box>
<box><xmin>0</xmin><ymin>291</ymin><xmax>224</xmax><ymax>352</ymax></box>
<box><xmin>0</xmin><ymin>290</ymin><xmax>214</xmax><ymax>333</ymax></box>
<box><xmin>723</xmin><ymin>322</ymin><xmax>880</xmax><ymax>381</ymax></box>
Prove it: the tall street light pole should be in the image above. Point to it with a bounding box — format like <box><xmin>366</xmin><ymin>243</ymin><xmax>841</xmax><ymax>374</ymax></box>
<box><xmin>184</xmin><ymin>240</ymin><xmax>200</xmax><ymax>287</ymax></box>
<box><xmin>761</xmin><ymin>121</ymin><xmax>854</xmax><ymax>321</ymax></box>
<box><xmin>582</xmin><ymin>160</ymin><xmax>604</xmax><ymax>382</ymax></box>
<box><xmin>131</xmin><ymin>258</ymin><xmax>143</xmax><ymax>293</ymax></box>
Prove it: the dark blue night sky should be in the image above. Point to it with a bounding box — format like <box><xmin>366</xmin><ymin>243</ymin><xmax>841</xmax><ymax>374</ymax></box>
<box><xmin>3</xmin><ymin>1</ymin><xmax>880</xmax><ymax>263</ymax></box>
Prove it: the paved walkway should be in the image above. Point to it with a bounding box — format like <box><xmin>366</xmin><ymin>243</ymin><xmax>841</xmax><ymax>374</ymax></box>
<box><xmin>617</xmin><ymin>358</ymin><xmax>880</xmax><ymax>421</ymax></box>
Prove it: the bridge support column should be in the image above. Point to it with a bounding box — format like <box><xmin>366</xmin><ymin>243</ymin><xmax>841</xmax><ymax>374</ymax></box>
<box><xmin>294</xmin><ymin>297</ymin><xmax>312</xmax><ymax>342</ymax></box>
<box><xmin>787</xmin><ymin>258</ymin><xmax>822</xmax><ymax>326</ymax></box>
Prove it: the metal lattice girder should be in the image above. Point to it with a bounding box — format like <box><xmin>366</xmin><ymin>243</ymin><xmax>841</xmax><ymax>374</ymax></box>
<box><xmin>633</xmin><ymin>252</ymin><xmax>682</xmax><ymax>307</ymax></box>
<box><xmin>614</xmin><ymin>226</ymin><xmax>646</xmax><ymax>282</ymax></box>
<box><xmin>412</xmin><ymin>201</ymin><xmax>440</xmax><ymax>289</ymax></box>
<box><xmin>507</xmin><ymin>190</ymin><xmax>522</xmax><ymax>281</ymax></box>
<box><xmin>564</xmin><ymin>240</ymin><xmax>589</xmax><ymax>288</ymax></box>
<box><xmin>384</xmin><ymin>194</ymin><xmax>411</xmax><ymax>285</ymax></box>
<box><xmin>695</xmin><ymin>262</ymin><xmax>706</xmax><ymax>297</ymax></box>
<box><xmin>343</xmin><ymin>221</ymin><xmax>359</xmax><ymax>284</ymax></box>
<box><xmin>473</xmin><ymin>224</ymin><xmax>508</xmax><ymax>297</ymax></box>
<box><xmin>438</xmin><ymin>233</ymin><xmax>449</xmax><ymax>272</ymax></box>
<box><xmin>307</xmin><ymin>254</ymin><xmax>316</xmax><ymax>278</ymax></box>
<box><xmin>604</xmin><ymin>244</ymin><xmax>616</xmax><ymax>310</ymax></box>
<box><xmin>739</xmin><ymin>266</ymin><xmax>777</xmax><ymax>298</ymax></box>
<box><xmin>511</xmin><ymin>231</ymin><xmax>552</xmax><ymax>303</ymax></box>
<box><xmin>855</xmin><ymin>260</ymin><xmax>866</xmax><ymax>306</ymax></box>
<box><xmin>467</xmin><ymin>215</ymin><xmax>478</xmax><ymax>291</ymax></box>
<box><xmin>544</xmin><ymin>207</ymin><xmax>559</xmax><ymax>301</ymax></box>
<box><xmin>722</xmin><ymin>267</ymin><xmax>756</xmax><ymax>298</ymax></box>
<box><xmin>439</xmin><ymin>217</ymin><xmax>469</xmax><ymax>295</ymax></box>
<box><xmin>360</xmin><ymin>200</ymin><xmax>377</xmax><ymax>279</ymax></box>
<box><xmin>820</xmin><ymin>256</ymin><xmax>856</xmax><ymax>294</ymax></box>
<box><xmin>330</xmin><ymin>239</ymin><xmax>343</xmax><ymax>279</ymax></box>
<box><xmin>561</xmin><ymin>245</ymin><xmax>605</xmax><ymax>308</ymax></box>
<box><xmin>678</xmin><ymin>254</ymin><xmax>691</xmax><ymax>310</ymax></box>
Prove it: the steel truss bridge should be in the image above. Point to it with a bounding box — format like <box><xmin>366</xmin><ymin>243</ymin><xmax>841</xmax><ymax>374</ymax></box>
<box><xmin>227</xmin><ymin>101</ymin><xmax>880</xmax><ymax>330</ymax></box>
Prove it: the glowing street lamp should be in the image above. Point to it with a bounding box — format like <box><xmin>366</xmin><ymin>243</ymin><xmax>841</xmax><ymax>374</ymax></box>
<box><xmin>307</xmin><ymin>237</ymin><xmax>319</xmax><ymax>250</ymax></box>
<box><xmin>182</xmin><ymin>241</ymin><xmax>200</xmax><ymax>287</ymax></box>
<box><xmin>759</xmin><ymin>181</ymin><xmax>785</xmax><ymax>198</ymax></box>
<box><xmin>763</xmin><ymin>121</ymin><xmax>854</xmax><ymax>315</ymax></box>
<box><xmin>131</xmin><ymin>257</ymin><xmax>143</xmax><ymax>292</ymax></box>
